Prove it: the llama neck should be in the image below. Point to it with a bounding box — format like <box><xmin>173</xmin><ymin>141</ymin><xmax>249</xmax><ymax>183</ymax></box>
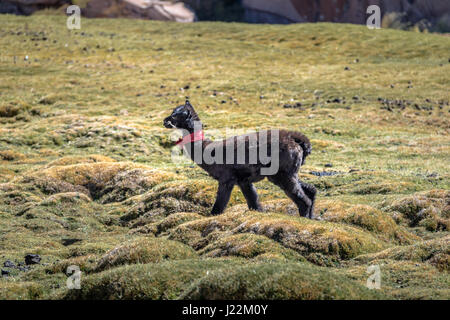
<box><xmin>178</xmin><ymin>121</ymin><xmax>214</xmax><ymax>171</ymax></box>
<box><xmin>182</xmin><ymin>120</ymin><xmax>202</xmax><ymax>136</ymax></box>
<box><xmin>180</xmin><ymin>129</ymin><xmax>212</xmax><ymax>168</ymax></box>
<box><xmin>183</xmin><ymin>140</ymin><xmax>208</xmax><ymax>160</ymax></box>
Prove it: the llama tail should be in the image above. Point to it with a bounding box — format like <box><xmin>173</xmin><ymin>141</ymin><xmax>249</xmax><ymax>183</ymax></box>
<box><xmin>290</xmin><ymin>132</ymin><xmax>312</xmax><ymax>164</ymax></box>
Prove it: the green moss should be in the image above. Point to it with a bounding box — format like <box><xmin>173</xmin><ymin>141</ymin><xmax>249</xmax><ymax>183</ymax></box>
<box><xmin>95</xmin><ymin>237</ymin><xmax>198</xmax><ymax>271</ymax></box>
<box><xmin>0</xmin><ymin>281</ymin><xmax>45</xmax><ymax>300</ymax></box>
<box><xmin>120</xmin><ymin>180</ymin><xmax>216</xmax><ymax>223</ymax></box>
<box><xmin>131</xmin><ymin>211</ymin><xmax>204</xmax><ymax>235</ymax></box>
<box><xmin>354</xmin><ymin>236</ymin><xmax>449</xmax><ymax>271</ymax></box>
<box><xmin>44</xmin><ymin>155</ymin><xmax>116</xmax><ymax>167</ymax></box>
<box><xmin>384</xmin><ymin>190</ymin><xmax>449</xmax><ymax>231</ymax></box>
<box><xmin>0</xmin><ymin>102</ymin><xmax>30</xmax><ymax>118</ymax></box>
<box><xmin>199</xmin><ymin>233</ymin><xmax>306</xmax><ymax>261</ymax></box>
<box><xmin>18</xmin><ymin>162</ymin><xmax>178</xmax><ymax>203</ymax></box>
<box><xmin>56</xmin><ymin>259</ymin><xmax>246</xmax><ymax>300</ymax></box>
<box><xmin>181</xmin><ymin>261</ymin><xmax>387</xmax><ymax>300</ymax></box>
<box><xmin>342</xmin><ymin>260</ymin><xmax>450</xmax><ymax>300</ymax></box>
<box><xmin>0</xmin><ymin>150</ymin><xmax>25</xmax><ymax>161</ymax></box>
<box><xmin>316</xmin><ymin>200</ymin><xmax>418</xmax><ymax>244</ymax></box>
<box><xmin>169</xmin><ymin>209</ymin><xmax>386</xmax><ymax>264</ymax></box>
<box><xmin>45</xmin><ymin>254</ymin><xmax>99</xmax><ymax>275</ymax></box>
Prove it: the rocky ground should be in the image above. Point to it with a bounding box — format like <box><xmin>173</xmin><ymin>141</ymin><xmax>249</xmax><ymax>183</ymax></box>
<box><xmin>0</xmin><ymin>15</ymin><xmax>449</xmax><ymax>299</ymax></box>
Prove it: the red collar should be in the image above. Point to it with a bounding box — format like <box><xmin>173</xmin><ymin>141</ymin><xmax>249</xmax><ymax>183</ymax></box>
<box><xmin>176</xmin><ymin>130</ymin><xmax>204</xmax><ymax>147</ymax></box>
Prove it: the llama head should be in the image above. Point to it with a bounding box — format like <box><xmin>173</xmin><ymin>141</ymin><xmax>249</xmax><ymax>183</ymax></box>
<box><xmin>164</xmin><ymin>100</ymin><xmax>201</xmax><ymax>132</ymax></box>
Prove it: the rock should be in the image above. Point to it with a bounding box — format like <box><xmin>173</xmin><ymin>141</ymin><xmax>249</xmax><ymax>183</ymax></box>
<box><xmin>83</xmin><ymin>0</ymin><xmax>196</xmax><ymax>22</ymax></box>
<box><xmin>16</xmin><ymin>262</ymin><xmax>29</xmax><ymax>272</ymax></box>
<box><xmin>18</xmin><ymin>266</ymin><xmax>29</xmax><ymax>272</ymax></box>
<box><xmin>309</xmin><ymin>171</ymin><xmax>341</xmax><ymax>177</ymax></box>
<box><xmin>283</xmin><ymin>102</ymin><xmax>303</xmax><ymax>109</ymax></box>
<box><xmin>0</xmin><ymin>0</ymin><xmax>67</xmax><ymax>15</ymax></box>
<box><xmin>241</xmin><ymin>0</ymin><xmax>450</xmax><ymax>26</ymax></box>
<box><xmin>24</xmin><ymin>254</ymin><xmax>41</xmax><ymax>265</ymax></box>
<box><xmin>3</xmin><ymin>260</ymin><xmax>16</xmax><ymax>268</ymax></box>
<box><xmin>61</xmin><ymin>238</ymin><xmax>82</xmax><ymax>246</ymax></box>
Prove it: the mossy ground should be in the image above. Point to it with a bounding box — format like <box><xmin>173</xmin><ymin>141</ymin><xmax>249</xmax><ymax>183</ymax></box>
<box><xmin>0</xmin><ymin>15</ymin><xmax>449</xmax><ymax>300</ymax></box>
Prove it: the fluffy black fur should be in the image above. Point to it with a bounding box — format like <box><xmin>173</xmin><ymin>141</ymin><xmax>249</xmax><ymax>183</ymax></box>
<box><xmin>164</xmin><ymin>100</ymin><xmax>317</xmax><ymax>219</ymax></box>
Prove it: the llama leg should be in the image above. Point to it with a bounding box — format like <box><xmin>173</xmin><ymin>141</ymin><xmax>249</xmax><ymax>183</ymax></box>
<box><xmin>269</xmin><ymin>173</ymin><xmax>312</xmax><ymax>218</ymax></box>
<box><xmin>211</xmin><ymin>181</ymin><xmax>235</xmax><ymax>215</ymax></box>
<box><xmin>299</xmin><ymin>181</ymin><xmax>317</xmax><ymax>219</ymax></box>
<box><xmin>238</xmin><ymin>181</ymin><xmax>262</xmax><ymax>211</ymax></box>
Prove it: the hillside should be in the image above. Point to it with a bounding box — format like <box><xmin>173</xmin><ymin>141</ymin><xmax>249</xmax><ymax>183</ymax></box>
<box><xmin>0</xmin><ymin>15</ymin><xmax>449</xmax><ymax>299</ymax></box>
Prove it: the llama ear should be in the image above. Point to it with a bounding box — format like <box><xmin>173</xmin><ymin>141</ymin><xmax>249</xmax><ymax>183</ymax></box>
<box><xmin>185</xmin><ymin>100</ymin><xmax>192</xmax><ymax>107</ymax></box>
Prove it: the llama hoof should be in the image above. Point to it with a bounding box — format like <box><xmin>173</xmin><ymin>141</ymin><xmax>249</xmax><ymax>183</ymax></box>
<box><xmin>312</xmin><ymin>215</ymin><xmax>323</xmax><ymax>221</ymax></box>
